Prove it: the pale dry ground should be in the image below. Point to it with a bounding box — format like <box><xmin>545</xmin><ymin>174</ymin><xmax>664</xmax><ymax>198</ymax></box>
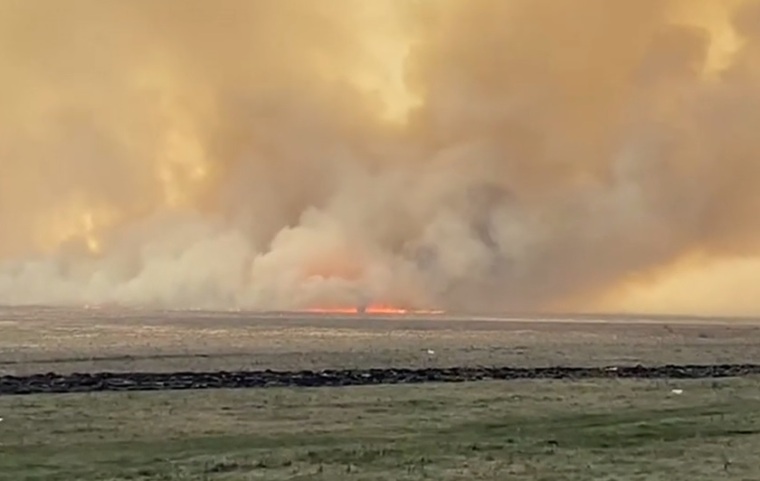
<box><xmin>1</xmin><ymin>307</ymin><xmax>760</xmax><ymax>375</ymax></box>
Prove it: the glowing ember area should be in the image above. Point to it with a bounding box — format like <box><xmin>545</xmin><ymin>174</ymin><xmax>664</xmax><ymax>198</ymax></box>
<box><xmin>302</xmin><ymin>305</ymin><xmax>445</xmax><ymax>315</ymax></box>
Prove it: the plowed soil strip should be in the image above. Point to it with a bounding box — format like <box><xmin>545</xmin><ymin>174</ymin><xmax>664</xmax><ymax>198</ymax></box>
<box><xmin>2</xmin><ymin>364</ymin><xmax>759</xmax><ymax>395</ymax></box>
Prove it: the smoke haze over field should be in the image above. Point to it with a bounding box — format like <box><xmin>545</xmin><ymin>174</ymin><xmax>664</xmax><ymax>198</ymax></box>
<box><xmin>2</xmin><ymin>0</ymin><xmax>760</xmax><ymax>315</ymax></box>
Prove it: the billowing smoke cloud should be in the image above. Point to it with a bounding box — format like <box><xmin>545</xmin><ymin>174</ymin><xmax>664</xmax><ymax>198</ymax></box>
<box><xmin>2</xmin><ymin>0</ymin><xmax>760</xmax><ymax>315</ymax></box>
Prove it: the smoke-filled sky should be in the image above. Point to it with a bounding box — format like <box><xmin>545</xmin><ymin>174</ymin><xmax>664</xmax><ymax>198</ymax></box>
<box><xmin>2</xmin><ymin>0</ymin><xmax>760</xmax><ymax>315</ymax></box>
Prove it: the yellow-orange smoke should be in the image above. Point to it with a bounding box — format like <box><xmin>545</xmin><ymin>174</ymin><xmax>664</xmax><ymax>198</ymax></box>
<box><xmin>2</xmin><ymin>0</ymin><xmax>760</xmax><ymax>315</ymax></box>
<box><xmin>668</xmin><ymin>0</ymin><xmax>745</xmax><ymax>73</ymax></box>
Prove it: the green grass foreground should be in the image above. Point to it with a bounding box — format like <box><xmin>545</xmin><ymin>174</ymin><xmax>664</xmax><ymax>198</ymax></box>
<box><xmin>1</xmin><ymin>378</ymin><xmax>760</xmax><ymax>480</ymax></box>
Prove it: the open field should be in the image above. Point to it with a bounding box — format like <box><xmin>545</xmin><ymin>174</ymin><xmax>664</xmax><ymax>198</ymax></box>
<box><xmin>3</xmin><ymin>308</ymin><xmax>760</xmax><ymax>479</ymax></box>
<box><xmin>2</xmin><ymin>307</ymin><xmax>760</xmax><ymax>375</ymax></box>
<box><xmin>2</xmin><ymin>378</ymin><xmax>760</xmax><ymax>480</ymax></box>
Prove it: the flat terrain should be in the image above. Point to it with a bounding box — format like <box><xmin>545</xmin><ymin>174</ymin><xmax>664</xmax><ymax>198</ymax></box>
<box><xmin>2</xmin><ymin>378</ymin><xmax>760</xmax><ymax>480</ymax></box>
<box><xmin>2</xmin><ymin>307</ymin><xmax>760</xmax><ymax>375</ymax></box>
<box><xmin>3</xmin><ymin>307</ymin><xmax>760</xmax><ymax>480</ymax></box>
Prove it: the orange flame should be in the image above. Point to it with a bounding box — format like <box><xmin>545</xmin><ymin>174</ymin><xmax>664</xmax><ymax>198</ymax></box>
<box><xmin>302</xmin><ymin>304</ymin><xmax>444</xmax><ymax>315</ymax></box>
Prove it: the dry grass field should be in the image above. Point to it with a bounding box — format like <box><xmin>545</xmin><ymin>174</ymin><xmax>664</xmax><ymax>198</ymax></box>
<box><xmin>2</xmin><ymin>307</ymin><xmax>760</xmax><ymax>375</ymax></box>
<box><xmin>2</xmin><ymin>308</ymin><xmax>760</xmax><ymax>480</ymax></box>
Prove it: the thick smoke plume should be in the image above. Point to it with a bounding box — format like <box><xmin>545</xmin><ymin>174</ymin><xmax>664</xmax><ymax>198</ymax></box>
<box><xmin>2</xmin><ymin>0</ymin><xmax>760</xmax><ymax>315</ymax></box>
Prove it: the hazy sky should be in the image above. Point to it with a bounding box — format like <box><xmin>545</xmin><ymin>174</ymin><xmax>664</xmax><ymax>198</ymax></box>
<box><xmin>2</xmin><ymin>0</ymin><xmax>760</xmax><ymax>315</ymax></box>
